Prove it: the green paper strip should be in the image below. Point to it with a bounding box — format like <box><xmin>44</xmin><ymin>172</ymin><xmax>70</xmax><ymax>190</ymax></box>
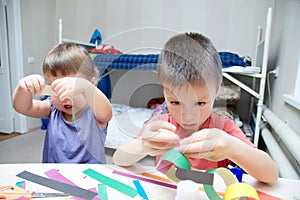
<box><xmin>89</xmin><ymin>53</ymin><xmax>98</xmax><ymax>60</ymax></box>
<box><xmin>203</xmin><ymin>168</ymin><xmax>238</xmax><ymax>200</ymax></box>
<box><xmin>156</xmin><ymin>148</ymin><xmax>191</xmax><ymax>182</ymax></box>
<box><xmin>71</xmin><ymin>99</ymin><xmax>75</xmax><ymax>123</ymax></box>
<box><xmin>97</xmin><ymin>184</ymin><xmax>108</xmax><ymax>200</ymax></box>
<box><xmin>203</xmin><ymin>169</ymin><xmax>222</xmax><ymax>200</ymax></box>
<box><xmin>157</xmin><ymin>148</ymin><xmax>191</xmax><ymax>174</ymax></box>
<box><xmin>163</xmin><ymin>148</ymin><xmax>191</xmax><ymax>169</ymax></box>
<box><xmin>83</xmin><ymin>168</ymin><xmax>138</xmax><ymax>198</ymax></box>
<box><xmin>15</xmin><ymin>181</ymin><xmax>25</xmax><ymax>188</ymax></box>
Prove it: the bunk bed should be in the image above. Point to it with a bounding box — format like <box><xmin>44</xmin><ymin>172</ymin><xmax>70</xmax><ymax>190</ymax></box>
<box><xmin>221</xmin><ymin>7</ymin><xmax>273</xmax><ymax>146</ymax></box>
<box><xmin>90</xmin><ymin>53</ymin><xmax>243</xmax><ymax>149</ymax></box>
<box><xmin>58</xmin><ymin>7</ymin><xmax>272</xmax><ymax>148</ymax></box>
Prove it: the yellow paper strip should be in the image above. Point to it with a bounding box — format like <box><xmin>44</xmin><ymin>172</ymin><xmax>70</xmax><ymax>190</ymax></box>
<box><xmin>41</xmin><ymin>85</ymin><xmax>56</xmax><ymax>96</ymax></box>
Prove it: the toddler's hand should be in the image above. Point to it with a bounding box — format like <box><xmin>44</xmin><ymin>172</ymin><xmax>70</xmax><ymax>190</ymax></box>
<box><xmin>141</xmin><ymin>120</ymin><xmax>179</xmax><ymax>156</ymax></box>
<box><xmin>178</xmin><ymin>128</ymin><xmax>238</xmax><ymax>161</ymax></box>
<box><xmin>18</xmin><ymin>74</ymin><xmax>45</xmax><ymax>94</ymax></box>
<box><xmin>51</xmin><ymin>77</ymin><xmax>86</xmax><ymax>102</ymax></box>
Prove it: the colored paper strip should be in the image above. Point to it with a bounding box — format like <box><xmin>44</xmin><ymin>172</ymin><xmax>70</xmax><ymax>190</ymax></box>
<box><xmin>45</xmin><ymin>169</ymin><xmax>76</xmax><ymax>186</ymax></box>
<box><xmin>203</xmin><ymin>168</ymin><xmax>238</xmax><ymax>200</ymax></box>
<box><xmin>112</xmin><ymin>170</ymin><xmax>177</xmax><ymax>189</ymax></box>
<box><xmin>15</xmin><ymin>197</ymin><xmax>27</xmax><ymax>200</ymax></box>
<box><xmin>97</xmin><ymin>184</ymin><xmax>108</xmax><ymax>200</ymax></box>
<box><xmin>16</xmin><ymin>171</ymin><xmax>97</xmax><ymax>200</ymax></box>
<box><xmin>45</xmin><ymin>169</ymin><xmax>100</xmax><ymax>200</ymax></box>
<box><xmin>141</xmin><ymin>172</ymin><xmax>172</xmax><ymax>183</ymax></box>
<box><xmin>156</xmin><ymin>148</ymin><xmax>191</xmax><ymax>174</ymax></box>
<box><xmin>41</xmin><ymin>85</ymin><xmax>56</xmax><ymax>96</ymax></box>
<box><xmin>143</xmin><ymin>170</ymin><xmax>224</xmax><ymax>196</ymax></box>
<box><xmin>175</xmin><ymin>168</ymin><xmax>214</xmax><ymax>185</ymax></box>
<box><xmin>15</xmin><ymin>181</ymin><xmax>26</xmax><ymax>189</ymax></box>
<box><xmin>83</xmin><ymin>168</ymin><xmax>138</xmax><ymax>198</ymax></box>
<box><xmin>257</xmin><ymin>190</ymin><xmax>281</xmax><ymax>200</ymax></box>
<box><xmin>133</xmin><ymin>180</ymin><xmax>149</xmax><ymax>200</ymax></box>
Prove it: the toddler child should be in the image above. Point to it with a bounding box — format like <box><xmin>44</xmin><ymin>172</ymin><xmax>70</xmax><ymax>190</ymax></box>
<box><xmin>13</xmin><ymin>42</ymin><xmax>112</xmax><ymax>163</ymax></box>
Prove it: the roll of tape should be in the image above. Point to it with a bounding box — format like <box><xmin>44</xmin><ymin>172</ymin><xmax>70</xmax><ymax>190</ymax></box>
<box><xmin>224</xmin><ymin>182</ymin><xmax>259</xmax><ymax>200</ymax></box>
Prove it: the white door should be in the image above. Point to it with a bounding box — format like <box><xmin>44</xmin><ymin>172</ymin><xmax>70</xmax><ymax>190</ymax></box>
<box><xmin>0</xmin><ymin>0</ymin><xmax>14</xmax><ymax>133</ymax></box>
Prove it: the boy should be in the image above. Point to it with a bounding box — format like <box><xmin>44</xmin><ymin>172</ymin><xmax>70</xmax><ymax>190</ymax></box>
<box><xmin>113</xmin><ymin>33</ymin><xmax>278</xmax><ymax>183</ymax></box>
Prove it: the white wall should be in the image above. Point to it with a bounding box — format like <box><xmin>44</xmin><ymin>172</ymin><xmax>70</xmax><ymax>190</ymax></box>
<box><xmin>20</xmin><ymin>0</ymin><xmax>57</xmax><ymax>130</ymax></box>
<box><xmin>268</xmin><ymin>0</ymin><xmax>300</xmax><ymax>136</ymax></box>
<box><xmin>104</xmin><ymin>0</ymin><xmax>272</xmax><ymax>57</ymax></box>
<box><xmin>16</xmin><ymin>0</ymin><xmax>274</xmax><ymax>130</ymax></box>
<box><xmin>55</xmin><ymin>0</ymin><xmax>273</xmax><ymax>109</ymax></box>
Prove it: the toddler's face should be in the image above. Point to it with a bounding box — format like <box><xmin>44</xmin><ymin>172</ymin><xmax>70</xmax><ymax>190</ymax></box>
<box><xmin>45</xmin><ymin>73</ymin><xmax>88</xmax><ymax>122</ymax></box>
<box><xmin>163</xmin><ymin>80</ymin><xmax>216</xmax><ymax>134</ymax></box>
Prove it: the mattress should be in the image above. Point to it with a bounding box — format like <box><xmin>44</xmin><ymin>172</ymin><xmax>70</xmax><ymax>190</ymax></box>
<box><xmin>105</xmin><ymin>104</ymin><xmax>154</xmax><ymax>149</ymax></box>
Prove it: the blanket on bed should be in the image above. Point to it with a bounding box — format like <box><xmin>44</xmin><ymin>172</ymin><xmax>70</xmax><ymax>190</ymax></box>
<box><xmin>92</xmin><ymin>52</ymin><xmax>247</xmax><ymax>71</ymax></box>
<box><xmin>93</xmin><ymin>54</ymin><xmax>159</xmax><ymax>70</ymax></box>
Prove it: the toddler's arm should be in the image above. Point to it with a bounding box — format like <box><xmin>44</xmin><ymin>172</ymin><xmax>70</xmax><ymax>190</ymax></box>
<box><xmin>13</xmin><ymin>74</ymin><xmax>51</xmax><ymax>118</ymax></box>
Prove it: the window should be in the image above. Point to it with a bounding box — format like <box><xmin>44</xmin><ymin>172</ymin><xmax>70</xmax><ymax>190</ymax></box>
<box><xmin>283</xmin><ymin>51</ymin><xmax>300</xmax><ymax>110</ymax></box>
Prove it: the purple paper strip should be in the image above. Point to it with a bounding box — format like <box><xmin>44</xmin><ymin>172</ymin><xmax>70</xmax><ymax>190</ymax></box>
<box><xmin>112</xmin><ymin>170</ymin><xmax>177</xmax><ymax>189</ymax></box>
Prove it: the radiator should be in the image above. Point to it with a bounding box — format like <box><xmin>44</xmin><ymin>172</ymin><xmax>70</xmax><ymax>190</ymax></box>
<box><xmin>261</xmin><ymin>106</ymin><xmax>300</xmax><ymax>179</ymax></box>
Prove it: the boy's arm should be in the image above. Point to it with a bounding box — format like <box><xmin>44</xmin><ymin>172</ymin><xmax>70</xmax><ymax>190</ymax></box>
<box><xmin>179</xmin><ymin>129</ymin><xmax>279</xmax><ymax>183</ymax></box>
<box><xmin>113</xmin><ymin>120</ymin><xmax>179</xmax><ymax>166</ymax></box>
<box><xmin>228</xmin><ymin>138</ymin><xmax>279</xmax><ymax>183</ymax></box>
<box><xmin>113</xmin><ymin>138</ymin><xmax>148</xmax><ymax>166</ymax></box>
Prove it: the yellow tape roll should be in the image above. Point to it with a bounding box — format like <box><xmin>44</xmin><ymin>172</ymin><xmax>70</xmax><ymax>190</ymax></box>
<box><xmin>224</xmin><ymin>182</ymin><xmax>259</xmax><ymax>200</ymax></box>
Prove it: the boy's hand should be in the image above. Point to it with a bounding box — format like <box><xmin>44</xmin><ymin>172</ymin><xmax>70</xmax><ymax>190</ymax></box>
<box><xmin>18</xmin><ymin>74</ymin><xmax>45</xmax><ymax>94</ymax></box>
<box><xmin>141</xmin><ymin>120</ymin><xmax>179</xmax><ymax>156</ymax></box>
<box><xmin>178</xmin><ymin>128</ymin><xmax>239</xmax><ymax>161</ymax></box>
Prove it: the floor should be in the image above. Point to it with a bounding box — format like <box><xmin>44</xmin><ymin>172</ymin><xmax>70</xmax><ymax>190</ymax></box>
<box><xmin>0</xmin><ymin>128</ymin><xmax>154</xmax><ymax>165</ymax></box>
<box><xmin>0</xmin><ymin>132</ymin><xmax>22</xmax><ymax>141</ymax></box>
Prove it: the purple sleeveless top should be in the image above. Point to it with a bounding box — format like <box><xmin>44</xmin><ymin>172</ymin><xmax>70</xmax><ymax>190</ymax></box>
<box><xmin>43</xmin><ymin>99</ymin><xmax>107</xmax><ymax>164</ymax></box>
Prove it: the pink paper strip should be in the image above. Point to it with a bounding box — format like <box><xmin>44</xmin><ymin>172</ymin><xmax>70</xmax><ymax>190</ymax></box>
<box><xmin>45</xmin><ymin>169</ymin><xmax>76</xmax><ymax>186</ymax></box>
<box><xmin>45</xmin><ymin>169</ymin><xmax>100</xmax><ymax>200</ymax></box>
<box><xmin>15</xmin><ymin>197</ymin><xmax>27</xmax><ymax>200</ymax></box>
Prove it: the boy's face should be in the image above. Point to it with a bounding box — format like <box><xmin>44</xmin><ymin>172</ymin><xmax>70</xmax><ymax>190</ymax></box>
<box><xmin>163</xmin><ymin>80</ymin><xmax>216</xmax><ymax>134</ymax></box>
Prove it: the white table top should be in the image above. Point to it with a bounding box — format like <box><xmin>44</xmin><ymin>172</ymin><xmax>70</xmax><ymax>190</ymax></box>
<box><xmin>0</xmin><ymin>163</ymin><xmax>299</xmax><ymax>200</ymax></box>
